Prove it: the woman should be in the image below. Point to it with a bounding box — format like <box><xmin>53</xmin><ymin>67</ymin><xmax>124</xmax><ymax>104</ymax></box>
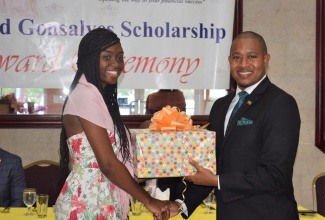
<box><xmin>55</xmin><ymin>28</ymin><xmax>168</xmax><ymax>220</ymax></box>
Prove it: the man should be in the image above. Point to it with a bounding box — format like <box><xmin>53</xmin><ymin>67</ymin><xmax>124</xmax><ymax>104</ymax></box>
<box><xmin>167</xmin><ymin>31</ymin><xmax>301</xmax><ymax>220</ymax></box>
<box><xmin>0</xmin><ymin>148</ymin><xmax>26</xmax><ymax>207</ymax></box>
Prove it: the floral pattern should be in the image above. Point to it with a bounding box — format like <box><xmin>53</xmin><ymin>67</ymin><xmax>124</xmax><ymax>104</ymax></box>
<box><xmin>55</xmin><ymin>131</ymin><xmax>128</xmax><ymax>220</ymax></box>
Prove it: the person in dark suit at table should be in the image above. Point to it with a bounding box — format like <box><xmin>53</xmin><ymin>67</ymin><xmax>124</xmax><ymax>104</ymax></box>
<box><xmin>0</xmin><ymin>148</ymin><xmax>26</xmax><ymax>207</ymax></box>
<box><xmin>166</xmin><ymin>31</ymin><xmax>301</xmax><ymax>220</ymax></box>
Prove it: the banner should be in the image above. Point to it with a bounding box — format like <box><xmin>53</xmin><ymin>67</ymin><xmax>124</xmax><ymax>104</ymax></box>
<box><xmin>0</xmin><ymin>0</ymin><xmax>235</xmax><ymax>89</ymax></box>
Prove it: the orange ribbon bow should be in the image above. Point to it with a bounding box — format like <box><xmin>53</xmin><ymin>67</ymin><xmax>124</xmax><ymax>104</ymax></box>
<box><xmin>148</xmin><ymin>105</ymin><xmax>193</xmax><ymax>131</ymax></box>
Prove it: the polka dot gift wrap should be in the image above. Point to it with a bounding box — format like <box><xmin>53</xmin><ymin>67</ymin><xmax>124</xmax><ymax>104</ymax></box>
<box><xmin>131</xmin><ymin>129</ymin><xmax>216</xmax><ymax>178</ymax></box>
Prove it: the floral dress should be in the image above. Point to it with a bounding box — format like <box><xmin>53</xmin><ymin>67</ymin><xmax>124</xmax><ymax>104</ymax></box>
<box><xmin>55</xmin><ymin>131</ymin><xmax>131</xmax><ymax>220</ymax></box>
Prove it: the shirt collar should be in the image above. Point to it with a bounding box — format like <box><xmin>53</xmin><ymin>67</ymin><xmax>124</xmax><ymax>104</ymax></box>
<box><xmin>235</xmin><ymin>75</ymin><xmax>266</xmax><ymax>95</ymax></box>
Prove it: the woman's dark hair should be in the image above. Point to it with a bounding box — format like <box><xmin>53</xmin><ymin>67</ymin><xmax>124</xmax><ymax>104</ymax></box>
<box><xmin>57</xmin><ymin>28</ymin><xmax>132</xmax><ymax>190</ymax></box>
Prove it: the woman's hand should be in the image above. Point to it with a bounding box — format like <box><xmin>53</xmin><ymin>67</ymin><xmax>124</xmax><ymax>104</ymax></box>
<box><xmin>145</xmin><ymin>198</ymin><xmax>170</xmax><ymax>220</ymax></box>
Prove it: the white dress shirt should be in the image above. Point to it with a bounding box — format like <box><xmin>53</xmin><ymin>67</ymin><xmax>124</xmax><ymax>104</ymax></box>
<box><xmin>219</xmin><ymin>75</ymin><xmax>266</xmax><ymax>189</ymax></box>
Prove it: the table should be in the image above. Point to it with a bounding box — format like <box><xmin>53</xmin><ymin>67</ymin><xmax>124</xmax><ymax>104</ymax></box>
<box><xmin>298</xmin><ymin>206</ymin><xmax>325</xmax><ymax>220</ymax></box>
<box><xmin>1</xmin><ymin>206</ymin><xmax>324</xmax><ymax>219</ymax></box>
<box><xmin>0</xmin><ymin>207</ymin><xmax>54</xmax><ymax>220</ymax></box>
<box><xmin>0</xmin><ymin>206</ymin><xmax>213</xmax><ymax>220</ymax></box>
<box><xmin>129</xmin><ymin>204</ymin><xmax>216</xmax><ymax>220</ymax></box>
<box><xmin>129</xmin><ymin>205</ymin><xmax>325</xmax><ymax>220</ymax></box>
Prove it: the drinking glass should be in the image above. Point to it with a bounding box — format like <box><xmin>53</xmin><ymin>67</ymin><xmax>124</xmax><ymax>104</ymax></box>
<box><xmin>36</xmin><ymin>194</ymin><xmax>49</xmax><ymax>218</ymax></box>
<box><xmin>23</xmin><ymin>188</ymin><xmax>37</xmax><ymax>216</ymax></box>
<box><xmin>131</xmin><ymin>197</ymin><xmax>143</xmax><ymax>216</ymax></box>
<box><xmin>203</xmin><ymin>190</ymin><xmax>215</xmax><ymax>214</ymax></box>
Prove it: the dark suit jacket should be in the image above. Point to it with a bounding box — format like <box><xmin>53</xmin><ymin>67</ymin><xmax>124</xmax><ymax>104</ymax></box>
<box><xmin>0</xmin><ymin>148</ymin><xmax>26</xmax><ymax>207</ymax></box>
<box><xmin>208</xmin><ymin>77</ymin><xmax>300</xmax><ymax>220</ymax></box>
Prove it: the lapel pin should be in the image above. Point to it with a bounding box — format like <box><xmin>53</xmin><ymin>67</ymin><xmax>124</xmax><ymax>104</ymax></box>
<box><xmin>247</xmin><ymin>100</ymin><xmax>252</xmax><ymax>105</ymax></box>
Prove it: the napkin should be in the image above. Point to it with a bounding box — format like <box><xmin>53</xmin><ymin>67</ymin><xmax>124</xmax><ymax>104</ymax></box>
<box><xmin>145</xmin><ymin>179</ymin><xmax>157</xmax><ymax>197</ymax></box>
<box><xmin>155</xmin><ymin>188</ymin><xmax>170</xmax><ymax>200</ymax></box>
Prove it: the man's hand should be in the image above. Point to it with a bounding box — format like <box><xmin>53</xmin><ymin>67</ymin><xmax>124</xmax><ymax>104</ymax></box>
<box><xmin>146</xmin><ymin>198</ymin><xmax>170</xmax><ymax>220</ymax></box>
<box><xmin>169</xmin><ymin>201</ymin><xmax>182</xmax><ymax>218</ymax></box>
<box><xmin>185</xmin><ymin>158</ymin><xmax>218</xmax><ymax>187</ymax></box>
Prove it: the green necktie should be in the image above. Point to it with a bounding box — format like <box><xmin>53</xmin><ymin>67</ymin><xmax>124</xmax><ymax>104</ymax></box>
<box><xmin>229</xmin><ymin>91</ymin><xmax>249</xmax><ymax>123</ymax></box>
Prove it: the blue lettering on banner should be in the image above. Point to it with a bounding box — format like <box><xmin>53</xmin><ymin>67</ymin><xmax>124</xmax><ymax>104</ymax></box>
<box><xmin>17</xmin><ymin>19</ymin><xmax>115</xmax><ymax>36</ymax></box>
<box><xmin>0</xmin><ymin>19</ymin><xmax>11</xmax><ymax>34</ymax></box>
<box><xmin>121</xmin><ymin>21</ymin><xmax>226</xmax><ymax>43</ymax></box>
<box><xmin>4</xmin><ymin>18</ymin><xmax>226</xmax><ymax>44</ymax></box>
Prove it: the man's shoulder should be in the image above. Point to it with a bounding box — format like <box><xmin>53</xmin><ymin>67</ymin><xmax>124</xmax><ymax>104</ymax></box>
<box><xmin>254</xmin><ymin>77</ymin><xmax>293</xmax><ymax>100</ymax></box>
<box><xmin>266</xmin><ymin>82</ymin><xmax>294</xmax><ymax>99</ymax></box>
<box><xmin>215</xmin><ymin>92</ymin><xmax>235</xmax><ymax>104</ymax></box>
<box><xmin>208</xmin><ymin>92</ymin><xmax>234</xmax><ymax>115</ymax></box>
<box><xmin>0</xmin><ymin>148</ymin><xmax>22</xmax><ymax>161</ymax></box>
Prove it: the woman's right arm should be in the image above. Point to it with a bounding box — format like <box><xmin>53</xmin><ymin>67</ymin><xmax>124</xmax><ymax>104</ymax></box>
<box><xmin>79</xmin><ymin>117</ymin><xmax>168</xmax><ymax>218</ymax></box>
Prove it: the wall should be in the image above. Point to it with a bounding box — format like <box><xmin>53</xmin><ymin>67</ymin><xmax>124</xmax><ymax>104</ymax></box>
<box><xmin>0</xmin><ymin>0</ymin><xmax>324</xmax><ymax>211</ymax></box>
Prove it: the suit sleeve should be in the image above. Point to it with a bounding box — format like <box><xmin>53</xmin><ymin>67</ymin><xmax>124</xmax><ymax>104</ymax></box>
<box><xmin>10</xmin><ymin>157</ymin><xmax>26</xmax><ymax>207</ymax></box>
<box><xmin>179</xmin><ymin>181</ymin><xmax>214</xmax><ymax>218</ymax></box>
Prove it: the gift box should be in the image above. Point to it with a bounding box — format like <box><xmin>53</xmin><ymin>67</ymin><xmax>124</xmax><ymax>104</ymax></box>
<box><xmin>131</xmin><ymin>129</ymin><xmax>216</xmax><ymax>178</ymax></box>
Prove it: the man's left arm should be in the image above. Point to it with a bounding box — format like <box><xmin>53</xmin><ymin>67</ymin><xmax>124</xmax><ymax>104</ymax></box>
<box><xmin>167</xmin><ymin>179</ymin><xmax>214</xmax><ymax>219</ymax></box>
<box><xmin>10</xmin><ymin>157</ymin><xmax>26</xmax><ymax>207</ymax></box>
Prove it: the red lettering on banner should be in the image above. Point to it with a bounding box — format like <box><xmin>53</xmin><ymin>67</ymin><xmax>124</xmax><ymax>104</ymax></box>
<box><xmin>123</xmin><ymin>56</ymin><xmax>200</xmax><ymax>84</ymax></box>
<box><xmin>0</xmin><ymin>52</ymin><xmax>200</xmax><ymax>84</ymax></box>
<box><xmin>16</xmin><ymin>55</ymin><xmax>46</xmax><ymax>72</ymax></box>
<box><xmin>0</xmin><ymin>45</ymin><xmax>64</xmax><ymax>73</ymax></box>
<box><xmin>49</xmin><ymin>45</ymin><xmax>64</xmax><ymax>72</ymax></box>
<box><xmin>0</xmin><ymin>55</ymin><xmax>19</xmax><ymax>70</ymax></box>
<box><xmin>71</xmin><ymin>51</ymin><xmax>78</xmax><ymax>72</ymax></box>
<box><xmin>32</xmin><ymin>56</ymin><xmax>44</xmax><ymax>72</ymax></box>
